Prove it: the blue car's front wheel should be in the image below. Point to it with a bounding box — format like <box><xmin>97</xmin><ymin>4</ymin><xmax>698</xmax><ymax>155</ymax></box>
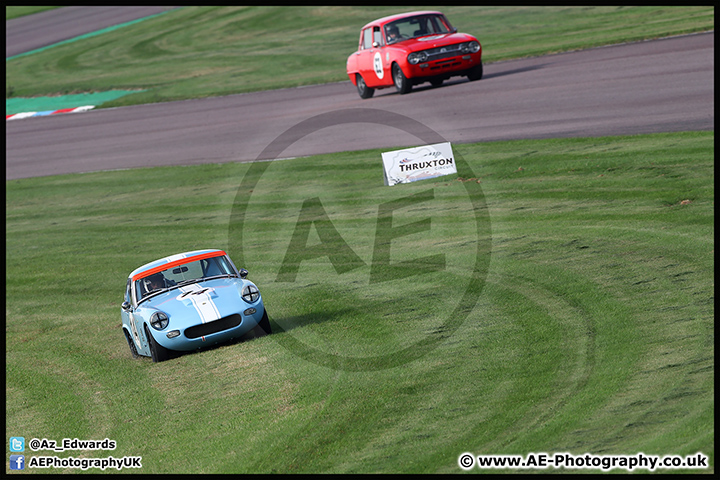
<box><xmin>257</xmin><ymin>309</ymin><xmax>271</xmax><ymax>336</ymax></box>
<box><xmin>123</xmin><ymin>329</ymin><xmax>139</xmax><ymax>359</ymax></box>
<box><xmin>146</xmin><ymin>325</ymin><xmax>172</xmax><ymax>362</ymax></box>
<box><xmin>247</xmin><ymin>309</ymin><xmax>272</xmax><ymax>339</ymax></box>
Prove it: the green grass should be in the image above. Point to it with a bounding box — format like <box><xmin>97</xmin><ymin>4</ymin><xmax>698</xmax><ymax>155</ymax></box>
<box><xmin>5</xmin><ymin>6</ymin><xmax>714</xmax><ymax>106</ymax></box>
<box><xmin>6</xmin><ymin>132</ymin><xmax>714</xmax><ymax>473</ymax></box>
<box><xmin>5</xmin><ymin>5</ymin><xmax>714</xmax><ymax>473</ymax></box>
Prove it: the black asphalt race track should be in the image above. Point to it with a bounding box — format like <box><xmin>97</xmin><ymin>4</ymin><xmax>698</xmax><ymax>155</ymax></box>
<box><xmin>5</xmin><ymin>7</ymin><xmax>714</xmax><ymax>180</ymax></box>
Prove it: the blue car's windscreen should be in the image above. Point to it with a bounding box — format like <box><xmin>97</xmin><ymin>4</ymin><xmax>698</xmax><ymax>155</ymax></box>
<box><xmin>135</xmin><ymin>256</ymin><xmax>235</xmax><ymax>302</ymax></box>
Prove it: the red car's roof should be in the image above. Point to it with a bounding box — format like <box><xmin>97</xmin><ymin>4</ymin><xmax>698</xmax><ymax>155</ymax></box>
<box><xmin>360</xmin><ymin>10</ymin><xmax>444</xmax><ymax>30</ymax></box>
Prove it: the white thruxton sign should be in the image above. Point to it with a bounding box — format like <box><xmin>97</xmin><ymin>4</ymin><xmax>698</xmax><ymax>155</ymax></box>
<box><xmin>381</xmin><ymin>142</ymin><xmax>457</xmax><ymax>186</ymax></box>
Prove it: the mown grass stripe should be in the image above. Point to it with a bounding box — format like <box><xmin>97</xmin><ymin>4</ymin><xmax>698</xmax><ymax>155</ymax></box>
<box><xmin>6</xmin><ymin>132</ymin><xmax>713</xmax><ymax>473</ymax></box>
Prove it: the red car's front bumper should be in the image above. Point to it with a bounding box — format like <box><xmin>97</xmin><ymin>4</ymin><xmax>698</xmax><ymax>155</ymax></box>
<box><xmin>404</xmin><ymin>51</ymin><xmax>481</xmax><ymax>81</ymax></box>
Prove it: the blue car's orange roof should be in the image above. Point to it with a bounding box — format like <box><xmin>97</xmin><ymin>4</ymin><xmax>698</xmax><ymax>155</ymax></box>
<box><xmin>130</xmin><ymin>249</ymin><xmax>226</xmax><ymax>281</ymax></box>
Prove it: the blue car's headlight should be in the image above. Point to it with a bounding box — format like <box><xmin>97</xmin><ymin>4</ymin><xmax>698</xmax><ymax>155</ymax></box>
<box><xmin>150</xmin><ymin>312</ymin><xmax>169</xmax><ymax>330</ymax></box>
<box><xmin>242</xmin><ymin>284</ymin><xmax>260</xmax><ymax>303</ymax></box>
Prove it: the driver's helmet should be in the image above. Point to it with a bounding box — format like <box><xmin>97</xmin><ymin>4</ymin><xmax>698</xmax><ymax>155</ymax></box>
<box><xmin>145</xmin><ymin>273</ymin><xmax>165</xmax><ymax>293</ymax></box>
<box><xmin>386</xmin><ymin>25</ymin><xmax>399</xmax><ymax>39</ymax></box>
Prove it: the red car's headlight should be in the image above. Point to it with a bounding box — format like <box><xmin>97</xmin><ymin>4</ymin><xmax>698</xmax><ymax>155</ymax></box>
<box><xmin>461</xmin><ymin>41</ymin><xmax>481</xmax><ymax>54</ymax></box>
<box><xmin>408</xmin><ymin>51</ymin><xmax>429</xmax><ymax>65</ymax></box>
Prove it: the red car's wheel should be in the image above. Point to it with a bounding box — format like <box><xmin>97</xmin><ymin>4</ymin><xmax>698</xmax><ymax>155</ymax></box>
<box><xmin>392</xmin><ymin>64</ymin><xmax>412</xmax><ymax>94</ymax></box>
<box><xmin>356</xmin><ymin>74</ymin><xmax>374</xmax><ymax>99</ymax></box>
<box><xmin>467</xmin><ymin>61</ymin><xmax>483</xmax><ymax>81</ymax></box>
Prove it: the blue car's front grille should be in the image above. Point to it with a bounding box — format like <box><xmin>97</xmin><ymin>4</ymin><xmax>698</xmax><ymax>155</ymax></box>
<box><xmin>185</xmin><ymin>314</ymin><xmax>242</xmax><ymax>339</ymax></box>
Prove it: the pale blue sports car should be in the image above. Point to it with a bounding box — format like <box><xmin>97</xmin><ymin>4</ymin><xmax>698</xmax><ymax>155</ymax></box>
<box><xmin>121</xmin><ymin>249</ymin><xmax>270</xmax><ymax>362</ymax></box>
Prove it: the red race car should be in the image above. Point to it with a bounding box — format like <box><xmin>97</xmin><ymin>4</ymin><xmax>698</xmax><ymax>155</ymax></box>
<box><xmin>346</xmin><ymin>10</ymin><xmax>483</xmax><ymax>99</ymax></box>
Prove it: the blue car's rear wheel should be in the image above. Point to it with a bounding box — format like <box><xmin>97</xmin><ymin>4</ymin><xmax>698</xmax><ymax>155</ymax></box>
<box><xmin>146</xmin><ymin>325</ymin><xmax>172</xmax><ymax>362</ymax></box>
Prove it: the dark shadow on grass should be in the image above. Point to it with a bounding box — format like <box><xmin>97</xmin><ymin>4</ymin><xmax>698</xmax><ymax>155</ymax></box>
<box><xmin>157</xmin><ymin>322</ymin><xmax>273</xmax><ymax>362</ymax></box>
<box><xmin>268</xmin><ymin>308</ymin><xmax>356</xmax><ymax>334</ymax></box>
<box><xmin>154</xmin><ymin>308</ymin><xmax>348</xmax><ymax>362</ymax></box>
